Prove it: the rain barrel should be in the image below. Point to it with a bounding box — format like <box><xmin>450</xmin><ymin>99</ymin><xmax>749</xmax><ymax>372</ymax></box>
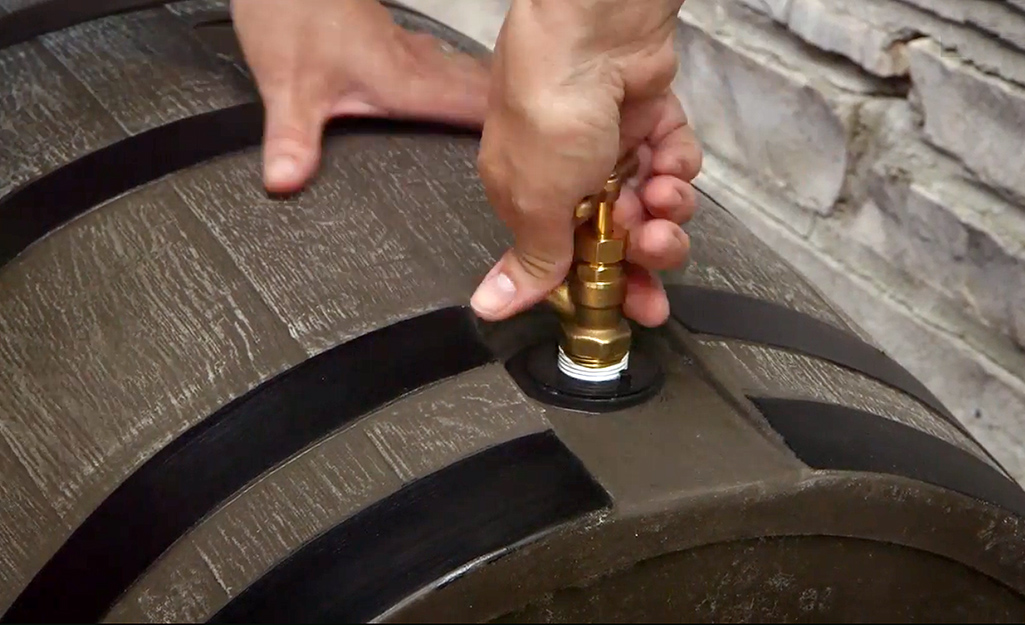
<box><xmin>1</xmin><ymin>1</ymin><xmax>1024</xmax><ymax>622</ymax></box>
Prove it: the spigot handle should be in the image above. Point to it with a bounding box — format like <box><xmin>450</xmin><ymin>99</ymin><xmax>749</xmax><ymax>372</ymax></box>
<box><xmin>574</xmin><ymin>152</ymin><xmax>640</xmax><ymax>224</ymax></box>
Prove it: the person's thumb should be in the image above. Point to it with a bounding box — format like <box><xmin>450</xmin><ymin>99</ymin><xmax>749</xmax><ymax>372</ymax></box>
<box><xmin>470</xmin><ymin>215</ymin><xmax>574</xmax><ymax>322</ymax></box>
<box><xmin>260</xmin><ymin>90</ymin><xmax>327</xmax><ymax>194</ymax></box>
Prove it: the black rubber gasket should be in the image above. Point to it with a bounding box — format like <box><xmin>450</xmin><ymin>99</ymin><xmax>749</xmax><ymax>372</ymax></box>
<box><xmin>751</xmin><ymin>396</ymin><xmax>1025</xmax><ymax>519</ymax></box>
<box><xmin>506</xmin><ymin>340</ymin><xmax>664</xmax><ymax>414</ymax></box>
<box><xmin>209</xmin><ymin>430</ymin><xmax>611</xmax><ymax>623</ymax></box>
<box><xmin>665</xmin><ymin>285</ymin><xmax>968</xmax><ymax>434</ymax></box>
<box><xmin>1</xmin><ymin>306</ymin><xmax>494</xmax><ymax>624</ymax></box>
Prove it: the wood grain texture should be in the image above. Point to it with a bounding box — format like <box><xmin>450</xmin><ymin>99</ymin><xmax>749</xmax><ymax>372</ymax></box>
<box><xmin>165</xmin><ymin>0</ymin><xmax>228</xmax><ymax>17</ymax></box>
<box><xmin>172</xmin><ymin>131</ymin><xmax>503</xmax><ymax>355</ymax></box>
<box><xmin>696</xmin><ymin>337</ymin><xmax>996</xmax><ymax>466</ymax></box>
<box><xmin>0</xmin><ymin>179</ymin><xmax>304</xmax><ymax>613</ymax></box>
<box><xmin>0</xmin><ymin>36</ymin><xmax>124</xmax><ymax>196</ymax></box>
<box><xmin>492</xmin><ymin>536</ymin><xmax>1025</xmax><ymax>623</ymax></box>
<box><xmin>0</xmin><ymin>440</ymin><xmax>61</xmax><ymax>622</ymax></box>
<box><xmin>0</xmin><ymin>1</ymin><xmax>254</xmax><ymax>202</ymax></box>
<box><xmin>0</xmin><ymin>0</ymin><xmax>59</xmax><ymax>9</ymax></box>
<box><xmin>543</xmin><ymin>334</ymin><xmax>804</xmax><ymax>513</ymax></box>
<box><xmin>667</xmin><ymin>194</ymin><xmax>873</xmax><ymax>341</ymax></box>
<box><xmin>105</xmin><ymin>365</ymin><xmax>548</xmax><ymax>623</ymax></box>
<box><xmin>22</xmin><ymin>6</ymin><xmax>254</xmax><ymax>133</ymax></box>
<box><xmin>363</xmin><ymin>363</ymin><xmax>548</xmax><ymax>481</ymax></box>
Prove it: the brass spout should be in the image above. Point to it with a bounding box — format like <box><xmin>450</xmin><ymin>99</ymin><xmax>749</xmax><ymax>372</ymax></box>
<box><xmin>551</xmin><ymin>154</ymin><xmax>637</xmax><ymax>371</ymax></box>
<box><xmin>546</xmin><ymin>282</ymin><xmax>576</xmax><ymax>321</ymax></box>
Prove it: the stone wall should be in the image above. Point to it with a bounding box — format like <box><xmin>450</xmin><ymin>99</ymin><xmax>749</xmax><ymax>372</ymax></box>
<box><xmin>672</xmin><ymin>0</ymin><xmax>1025</xmax><ymax>480</ymax></box>
<box><xmin>402</xmin><ymin>0</ymin><xmax>1025</xmax><ymax>481</ymax></box>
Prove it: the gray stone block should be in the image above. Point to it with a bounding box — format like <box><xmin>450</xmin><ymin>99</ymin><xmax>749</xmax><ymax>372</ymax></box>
<box><xmin>739</xmin><ymin>0</ymin><xmax>918</xmax><ymax>77</ymax></box>
<box><xmin>695</xmin><ymin>153</ymin><xmax>1025</xmax><ymax>482</ymax></box>
<box><xmin>896</xmin><ymin>0</ymin><xmax>1025</xmax><ymax>53</ymax></box>
<box><xmin>674</xmin><ymin>0</ymin><xmax>882</xmax><ymax>215</ymax></box>
<box><xmin>852</xmin><ymin>101</ymin><xmax>1025</xmax><ymax>351</ymax></box>
<box><xmin>908</xmin><ymin>38</ymin><xmax>1025</xmax><ymax>203</ymax></box>
<box><xmin>739</xmin><ymin>0</ymin><xmax>1025</xmax><ymax>88</ymax></box>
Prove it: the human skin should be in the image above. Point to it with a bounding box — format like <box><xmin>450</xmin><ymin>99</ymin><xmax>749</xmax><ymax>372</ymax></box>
<box><xmin>229</xmin><ymin>0</ymin><xmax>491</xmax><ymax>192</ymax></box>
<box><xmin>230</xmin><ymin>0</ymin><xmax>701</xmax><ymax>327</ymax></box>
<box><xmin>473</xmin><ymin>0</ymin><xmax>701</xmax><ymax>328</ymax></box>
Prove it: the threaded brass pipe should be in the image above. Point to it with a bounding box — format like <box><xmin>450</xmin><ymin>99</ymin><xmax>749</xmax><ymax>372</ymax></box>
<box><xmin>546</xmin><ymin>154</ymin><xmax>638</xmax><ymax>380</ymax></box>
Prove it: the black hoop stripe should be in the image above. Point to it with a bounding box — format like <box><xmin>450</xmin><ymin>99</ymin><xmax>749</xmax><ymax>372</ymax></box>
<box><xmin>666</xmin><ymin>285</ymin><xmax>970</xmax><ymax>437</ymax></box>
<box><xmin>0</xmin><ymin>101</ymin><xmax>477</xmax><ymax>269</ymax></box>
<box><xmin>209</xmin><ymin>430</ymin><xmax>611</xmax><ymax>624</ymax></box>
<box><xmin>2</xmin><ymin>306</ymin><xmax>494</xmax><ymax>623</ymax></box>
<box><xmin>0</xmin><ymin>0</ymin><xmax>171</xmax><ymax>49</ymax></box>
<box><xmin>750</xmin><ymin>397</ymin><xmax>1025</xmax><ymax>519</ymax></box>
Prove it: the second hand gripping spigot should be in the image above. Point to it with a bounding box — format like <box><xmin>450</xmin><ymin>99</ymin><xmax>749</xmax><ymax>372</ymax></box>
<box><xmin>547</xmin><ymin>154</ymin><xmax>639</xmax><ymax>383</ymax></box>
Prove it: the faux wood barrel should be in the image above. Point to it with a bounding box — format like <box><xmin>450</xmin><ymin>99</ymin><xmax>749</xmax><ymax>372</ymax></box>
<box><xmin>2</xmin><ymin>1</ymin><xmax>1025</xmax><ymax>623</ymax></box>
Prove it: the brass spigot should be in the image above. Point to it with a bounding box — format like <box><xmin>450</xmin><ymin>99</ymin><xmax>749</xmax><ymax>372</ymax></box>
<box><xmin>547</xmin><ymin>154</ymin><xmax>639</xmax><ymax>381</ymax></box>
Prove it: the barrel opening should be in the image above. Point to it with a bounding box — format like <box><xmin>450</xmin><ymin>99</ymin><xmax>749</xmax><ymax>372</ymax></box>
<box><xmin>505</xmin><ymin>338</ymin><xmax>665</xmax><ymax>414</ymax></box>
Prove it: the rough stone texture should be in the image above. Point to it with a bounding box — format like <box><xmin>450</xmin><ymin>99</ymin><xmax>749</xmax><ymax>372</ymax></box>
<box><xmin>854</xmin><ymin>100</ymin><xmax>1025</xmax><ymax>350</ymax></box>
<box><xmin>738</xmin><ymin>0</ymin><xmax>1025</xmax><ymax>85</ymax></box>
<box><xmin>908</xmin><ymin>38</ymin><xmax>1025</xmax><ymax>203</ymax></box>
<box><xmin>736</xmin><ymin>0</ymin><xmax>918</xmax><ymax>76</ymax></box>
<box><xmin>674</xmin><ymin>0</ymin><xmax>883</xmax><ymax>217</ymax></box>
<box><xmin>666</xmin><ymin>0</ymin><xmax>1025</xmax><ymax>480</ymax></box>
<box><xmin>398</xmin><ymin>0</ymin><xmax>1025</xmax><ymax>482</ymax></box>
<box><xmin>735</xmin><ymin>0</ymin><xmax>1025</xmax><ymax>205</ymax></box>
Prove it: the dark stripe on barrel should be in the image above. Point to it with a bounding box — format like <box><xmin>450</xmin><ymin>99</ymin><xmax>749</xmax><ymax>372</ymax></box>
<box><xmin>0</xmin><ymin>0</ymin><xmax>170</xmax><ymax>49</ymax></box>
<box><xmin>2</xmin><ymin>306</ymin><xmax>493</xmax><ymax>623</ymax></box>
<box><xmin>666</xmin><ymin>284</ymin><xmax>973</xmax><ymax>438</ymax></box>
<box><xmin>0</xmin><ymin>101</ymin><xmax>476</xmax><ymax>269</ymax></box>
<box><xmin>210</xmin><ymin>430</ymin><xmax>612</xmax><ymax>624</ymax></box>
<box><xmin>751</xmin><ymin>397</ymin><xmax>1025</xmax><ymax>518</ymax></box>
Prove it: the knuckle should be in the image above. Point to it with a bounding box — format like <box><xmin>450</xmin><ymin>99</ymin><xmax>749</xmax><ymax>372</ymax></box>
<box><xmin>517</xmin><ymin>249</ymin><xmax>570</xmax><ymax>281</ymax></box>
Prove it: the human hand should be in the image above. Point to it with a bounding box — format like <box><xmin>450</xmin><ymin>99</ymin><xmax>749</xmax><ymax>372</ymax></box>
<box><xmin>230</xmin><ymin>0</ymin><xmax>490</xmax><ymax>194</ymax></box>
<box><xmin>472</xmin><ymin>0</ymin><xmax>701</xmax><ymax>327</ymax></box>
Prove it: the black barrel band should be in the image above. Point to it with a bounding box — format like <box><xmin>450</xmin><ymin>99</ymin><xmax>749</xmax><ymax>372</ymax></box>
<box><xmin>751</xmin><ymin>397</ymin><xmax>1025</xmax><ymax>519</ymax></box>
<box><xmin>1</xmin><ymin>102</ymin><xmax>260</xmax><ymax>268</ymax></box>
<box><xmin>0</xmin><ymin>0</ymin><xmax>170</xmax><ymax>49</ymax></box>
<box><xmin>0</xmin><ymin>0</ymin><xmax>441</xmax><ymax>50</ymax></box>
<box><xmin>2</xmin><ymin>306</ymin><xmax>494</xmax><ymax>623</ymax></box>
<box><xmin>0</xmin><ymin>1</ymin><xmax>483</xmax><ymax>271</ymax></box>
<box><xmin>666</xmin><ymin>285</ymin><xmax>961</xmax><ymax>430</ymax></box>
<box><xmin>0</xmin><ymin>102</ymin><xmax>477</xmax><ymax>269</ymax></box>
<box><xmin>210</xmin><ymin>430</ymin><xmax>611</xmax><ymax>623</ymax></box>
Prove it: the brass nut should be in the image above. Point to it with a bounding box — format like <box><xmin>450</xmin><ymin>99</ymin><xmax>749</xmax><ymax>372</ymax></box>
<box><xmin>569</xmin><ymin>276</ymin><xmax>627</xmax><ymax>309</ymax></box>
<box><xmin>574</xmin><ymin>263</ymin><xmax>623</xmax><ymax>283</ymax></box>
<box><xmin>560</xmin><ymin>321</ymin><xmax>632</xmax><ymax>366</ymax></box>
<box><xmin>575</xmin><ymin>230</ymin><xmax>625</xmax><ymax>264</ymax></box>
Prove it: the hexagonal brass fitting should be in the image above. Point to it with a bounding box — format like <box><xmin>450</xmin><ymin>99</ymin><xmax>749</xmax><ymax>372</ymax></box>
<box><xmin>545</xmin><ymin>153</ymin><xmax>638</xmax><ymax>372</ymax></box>
<box><xmin>568</xmin><ymin>272</ymin><xmax>626</xmax><ymax>309</ymax></box>
<box><xmin>575</xmin><ymin>228</ymin><xmax>626</xmax><ymax>265</ymax></box>
<box><xmin>558</xmin><ymin>319</ymin><xmax>632</xmax><ymax>367</ymax></box>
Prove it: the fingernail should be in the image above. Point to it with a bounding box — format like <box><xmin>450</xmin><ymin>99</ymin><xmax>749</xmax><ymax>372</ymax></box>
<box><xmin>266</xmin><ymin>155</ymin><xmax>298</xmax><ymax>185</ymax></box>
<box><xmin>471</xmin><ymin>271</ymin><xmax>517</xmax><ymax>317</ymax></box>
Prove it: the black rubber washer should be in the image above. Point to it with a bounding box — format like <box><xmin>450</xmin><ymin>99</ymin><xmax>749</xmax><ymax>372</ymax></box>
<box><xmin>506</xmin><ymin>341</ymin><xmax>664</xmax><ymax>413</ymax></box>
